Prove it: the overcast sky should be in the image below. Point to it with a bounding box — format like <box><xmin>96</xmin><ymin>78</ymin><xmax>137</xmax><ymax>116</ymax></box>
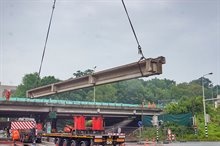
<box><xmin>0</xmin><ymin>0</ymin><xmax>219</xmax><ymax>86</ymax></box>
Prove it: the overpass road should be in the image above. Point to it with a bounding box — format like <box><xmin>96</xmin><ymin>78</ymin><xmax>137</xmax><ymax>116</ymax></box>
<box><xmin>0</xmin><ymin>97</ymin><xmax>162</xmax><ymax>119</ymax></box>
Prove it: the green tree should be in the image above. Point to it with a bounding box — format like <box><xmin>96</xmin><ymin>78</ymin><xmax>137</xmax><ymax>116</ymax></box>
<box><xmin>144</xmin><ymin>78</ymin><xmax>176</xmax><ymax>101</ymax></box>
<box><xmin>13</xmin><ymin>73</ymin><xmax>40</xmax><ymax>97</ymax></box>
<box><xmin>40</xmin><ymin>76</ymin><xmax>60</xmax><ymax>86</ymax></box>
<box><xmin>190</xmin><ymin>77</ymin><xmax>212</xmax><ymax>88</ymax></box>
<box><xmin>113</xmin><ymin>79</ymin><xmax>146</xmax><ymax>104</ymax></box>
<box><xmin>87</xmin><ymin>84</ymin><xmax>117</xmax><ymax>102</ymax></box>
<box><xmin>73</xmin><ymin>69</ymin><xmax>94</xmax><ymax>77</ymax></box>
<box><xmin>13</xmin><ymin>73</ymin><xmax>60</xmax><ymax>97</ymax></box>
<box><xmin>165</xmin><ymin>96</ymin><xmax>203</xmax><ymax>115</ymax></box>
<box><xmin>165</xmin><ymin>102</ymin><xmax>188</xmax><ymax>114</ymax></box>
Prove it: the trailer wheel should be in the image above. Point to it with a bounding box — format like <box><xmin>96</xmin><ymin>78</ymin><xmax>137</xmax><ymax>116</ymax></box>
<box><xmin>80</xmin><ymin>141</ymin><xmax>88</xmax><ymax>146</ymax></box>
<box><xmin>20</xmin><ymin>135</ymin><xmax>25</xmax><ymax>143</ymax></box>
<box><xmin>54</xmin><ymin>138</ymin><xmax>58</xmax><ymax>146</ymax></box>
<box><xmin>36</xmin><ymin>138</ymin><xmax>42</xmax><ymax>143</ymax></box>
<box><xmin>62</xmin><ymin>139</ymin><xmax>68</xmax><ymax>146</ymax></box>
<box><xmin>19</xmin><ymin>135</ymin><xmax>23</xmax><ymax>142</ymax></box>
<box><xmin>89</xmin><ymin>141</ymin><xmax>94</xmax><ymax>146</ymax></box>
<box><xmin>55</xmin><ymin>138</ymin><xmax>63</xmax><ymax>146</ymax></box>
<box><xmin>70</xmin><ymin>140</ymin><xmax>77</xmax><ymax>146</ymax></box>
<box><xmin>113</xmin><ymin>144</ymin><xmax>124</xmax><ymax>146</ymax></box>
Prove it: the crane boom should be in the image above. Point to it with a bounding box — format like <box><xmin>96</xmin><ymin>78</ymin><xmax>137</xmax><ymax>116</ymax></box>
<box><xmin>27</xmin><ymin>56</ymin><xmax>165</xmax><ymax>98</ymax></box>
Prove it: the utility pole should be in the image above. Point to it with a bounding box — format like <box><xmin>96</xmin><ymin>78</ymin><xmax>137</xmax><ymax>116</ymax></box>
<box><xmin>93</xmin><ymin>86</ymin><xmax>96</xmax><ymax>102</ymax></box>
<box><xmin>202</xmin><ymin>72</ymin><xmax>213</xmax><ymax>138</ymax></box>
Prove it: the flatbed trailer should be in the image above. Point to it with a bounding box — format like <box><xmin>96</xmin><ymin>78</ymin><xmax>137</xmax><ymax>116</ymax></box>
<box><xmin>42</xmin><ymin>132</ymin><xmax>125</xmax><ymax>146</ymax></box>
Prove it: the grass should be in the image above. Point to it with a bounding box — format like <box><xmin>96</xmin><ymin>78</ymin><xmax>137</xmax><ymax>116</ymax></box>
<box><xmin>135</xmin><ymin>114</ymin><xmax>220</xmax><ymax>141</ymax></box>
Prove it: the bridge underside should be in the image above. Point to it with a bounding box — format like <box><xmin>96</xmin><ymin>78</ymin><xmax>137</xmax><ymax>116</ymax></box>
<box><xmin>0</xmin><ymin>100</ymin><xmax>162</xmax><ymax>127</ymax></box>
<box><xmin>0</xmin><ymin>100</ymin><xmax>162</xmax><ymax>133</ymax></box>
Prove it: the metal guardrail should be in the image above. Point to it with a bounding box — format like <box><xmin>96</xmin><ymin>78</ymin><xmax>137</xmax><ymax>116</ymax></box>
<box><xmin>0</xmin><ymin>97</ymin><xmax>163</xmax><ymax>109</ymax></box>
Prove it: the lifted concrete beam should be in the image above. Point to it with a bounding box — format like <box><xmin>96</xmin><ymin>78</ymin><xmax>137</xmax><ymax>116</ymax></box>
<box><xmin>27</xmin><ymin>56</ymin><xmax>165</xmax><ymax>98</ymax></box>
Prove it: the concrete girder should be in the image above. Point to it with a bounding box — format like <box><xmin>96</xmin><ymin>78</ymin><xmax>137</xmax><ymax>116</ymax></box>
<box><xmin>55</xmin><ymin>107</ymin><xmax>161</xmax><ymax>116</ymax></box>
<box><xmin>27</xmin><ymin>56</ymin><xmax>165</xmax><ymax>98</ymax></box>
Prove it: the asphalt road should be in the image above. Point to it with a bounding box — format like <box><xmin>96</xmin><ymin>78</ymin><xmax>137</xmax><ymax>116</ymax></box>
<box><xmin>1</xmin><ymin>141</ymin><xmax>220</xmax><ymax>146</ymax></box>
<box><xmin>37</xmin><ymin>141</ymin><xmax>220</xmax><ymax>146</ymax></box>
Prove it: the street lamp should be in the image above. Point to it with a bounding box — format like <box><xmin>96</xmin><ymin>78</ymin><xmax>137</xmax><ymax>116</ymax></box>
<box><xmin>93</xmin><ymin>66</ymin><xmax>97</xmax><ymax>103</ymax></box>
<box><xmin>208</xmin><ymin>83</ymin><xmax>215</xmax><ymax>107</ymax></box>
<box><xmin>202</xmin><ymin>72</ymin><xmax>213</xmax><ymax>138</ymax></box>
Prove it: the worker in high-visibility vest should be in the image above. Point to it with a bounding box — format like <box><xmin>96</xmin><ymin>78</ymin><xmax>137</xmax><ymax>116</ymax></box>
<box><xmin>12</xmin><ymin>130</ymin><xmax>20</xmax><ymax>141</ymax></box>
<box><xmin>5</xmin><ymin>90</ymin><xmax>11</xmax><ymax>101</ymax></box>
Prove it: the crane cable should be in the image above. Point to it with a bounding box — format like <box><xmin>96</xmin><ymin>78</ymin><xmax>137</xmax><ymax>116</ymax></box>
<box><xmin>38</xmin><ymin>0</ymin><xmax>57</xmax><ymax>77</ymax></box>
<box><xmin>121</xmin><ymin>0</ymin><xmax>146</xmax><ymax>76</ymax></box>
<box><xmin>37</xmin><ymin>0</ymin><xmax>144</xmax><ymax>78</ymax></box>
<box><xmin>121</xmin><ymin>0</ymin><xmax>146</xmax><ymax>60</ymax></box>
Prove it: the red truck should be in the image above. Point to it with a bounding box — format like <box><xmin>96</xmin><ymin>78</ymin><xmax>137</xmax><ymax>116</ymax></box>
<box><xmin>10</xmin><ymin>118</ymin><xmax>42</xmax><ymax>143</ymax></box>
<box><xmin>42</xmin><ymin>115</ymin><xmax>125</xmax><ymax>146</ymax></box>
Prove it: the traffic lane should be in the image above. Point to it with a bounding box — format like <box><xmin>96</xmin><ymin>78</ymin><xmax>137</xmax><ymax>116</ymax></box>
<box><xmin>0</xmin><ymin>140</ymin><xmax>23</xmax><ymax>146</ymax></box>
<box><xmin>1</xmin><ymin>142</ymin><xmax>219</xmax><ymax>146</ymax></box>
<box><xmin>38</xmin><ymin>142</ymin><xmax>161</xmax><ymax>146</ymax></box>
<box><xmin>37</xmin><ymin>142</ymin><xmax>159</xmax><ymax>146</ymax></box>
<box><xmin>3</xmin><ymin>142</ymin><xmax>218</xmax><ymax>146</ymax></box>
<box><xmin>0</xmin><ymin>141</ymin><xmax>54</xmax><ymax>146</ymax></box>
<box><xmin>37</xmin><ymin>141</ymin><xmax>55</xmax><ymax>146</ymax></box>
<box><xmin>37</xmin><ymin>142</ymin><xmax>151</xmax><ymax>146</ymax></box>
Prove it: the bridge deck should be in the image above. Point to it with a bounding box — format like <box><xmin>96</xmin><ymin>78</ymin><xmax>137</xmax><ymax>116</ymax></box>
<box><xmin>0</xmin><ymin>97</ymin><xmax>163</xmax><ymax>118</ymax></box>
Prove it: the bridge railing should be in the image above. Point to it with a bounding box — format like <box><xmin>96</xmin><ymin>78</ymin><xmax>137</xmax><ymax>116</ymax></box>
<box><xmin>0</xmin><ymin>97</ymin><xmax>163</xmax><ymax>109</ymax></box>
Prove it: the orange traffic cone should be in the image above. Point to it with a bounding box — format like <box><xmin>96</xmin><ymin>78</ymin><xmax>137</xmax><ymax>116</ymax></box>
<box><xmin>145</xmin><ymin>138</ymin><xmax>149</xmax><ymax>146</ymax></box>
<box><xmin>152</xmin><ymin>137</ymin><xmax>156</xmax><ymax>146</ymax></box>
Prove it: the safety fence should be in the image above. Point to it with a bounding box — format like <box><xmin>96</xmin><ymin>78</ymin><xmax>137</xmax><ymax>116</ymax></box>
<box><xmin>143</xmin><ymin>113</ymin><xmax>193</xmax><ymax>127</ymax></box>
